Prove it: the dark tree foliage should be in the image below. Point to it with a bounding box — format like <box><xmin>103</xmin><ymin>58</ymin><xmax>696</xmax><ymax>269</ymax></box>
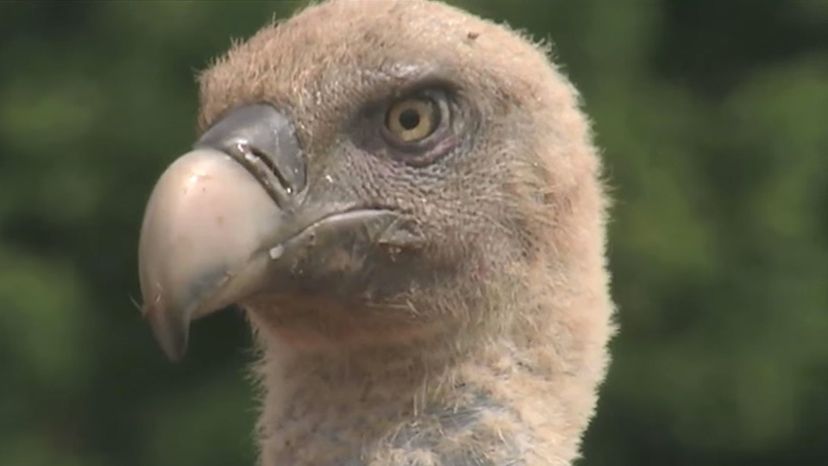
<box><xmin>0</xmin><ymin>1</ymin><xmax>826</xmax><ymax>465</ymax></box>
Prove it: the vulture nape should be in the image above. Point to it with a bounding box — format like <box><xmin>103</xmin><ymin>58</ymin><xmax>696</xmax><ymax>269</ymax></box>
<box><xmin>137</xmin><ymin>0</ymin><xmax>615</xmax><ymax>465</ymax></box>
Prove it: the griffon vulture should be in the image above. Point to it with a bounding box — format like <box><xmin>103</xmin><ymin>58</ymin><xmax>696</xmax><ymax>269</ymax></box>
<box><xmin>137</xmin><ymin>0</ymin><xmax>615</xmax><ymax>464</ymax></box>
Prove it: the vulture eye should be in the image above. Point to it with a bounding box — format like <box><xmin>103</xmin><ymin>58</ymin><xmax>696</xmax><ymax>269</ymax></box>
<box><xmin>385</xmin><ymin>97</ymin><xmax>440</xmax><ymax>142</ymax></box>
<box><xmin>368</xmin><ymin>89</ymin><xmax>457</xmax><ymax>166</ymax></box>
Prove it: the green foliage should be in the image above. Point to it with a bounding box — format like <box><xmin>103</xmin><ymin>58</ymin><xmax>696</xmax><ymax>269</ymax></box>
<box><xmin>0</xmin><ymin>1</ymin><xmax>825</xmax><ymax>465</ymax></box>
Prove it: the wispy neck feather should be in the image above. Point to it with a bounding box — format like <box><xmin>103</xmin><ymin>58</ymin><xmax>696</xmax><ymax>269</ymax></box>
<box><xmin>248</xmin><ymin>283</ymin><xmax>612</xmax><ymax>466</ymax></box>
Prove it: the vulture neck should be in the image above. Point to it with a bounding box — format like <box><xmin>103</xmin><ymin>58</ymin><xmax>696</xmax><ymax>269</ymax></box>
<box><xmin>249</xmin><ymin>305</ymin><xmax>586</xmax><ymax>466</ymax></box>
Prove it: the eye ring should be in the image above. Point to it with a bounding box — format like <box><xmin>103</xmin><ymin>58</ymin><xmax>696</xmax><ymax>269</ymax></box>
<box><xmin>365</xmin><ymin>87</ymin><xmax>456</xmax><ymax>167</ymax></box>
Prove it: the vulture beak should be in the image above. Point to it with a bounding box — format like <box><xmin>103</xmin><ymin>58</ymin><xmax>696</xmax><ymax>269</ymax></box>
<box><xmin>138</xmin><ymin>104</ymin><xmax>395</xmax><ymax>361</ymax></box>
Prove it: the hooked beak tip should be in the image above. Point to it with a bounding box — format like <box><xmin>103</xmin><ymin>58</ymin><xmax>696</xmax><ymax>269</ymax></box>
<box><xmin>143</xmin><ymin>298</ymin><xmax>189</xmax><ymax>362</ymax></box>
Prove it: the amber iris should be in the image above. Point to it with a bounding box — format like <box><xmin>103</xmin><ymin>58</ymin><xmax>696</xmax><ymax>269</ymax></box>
<box><xmin>385</xmin><ymin>97</ymin><xmax>439</xmax><ymax>142</ymax></box>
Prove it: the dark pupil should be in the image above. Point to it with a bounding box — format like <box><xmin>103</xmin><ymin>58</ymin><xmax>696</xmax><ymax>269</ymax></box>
<box><xmin>398</xmin><ymin>108</ymin><xmax>421</xmax><ymax>130</ymax></box>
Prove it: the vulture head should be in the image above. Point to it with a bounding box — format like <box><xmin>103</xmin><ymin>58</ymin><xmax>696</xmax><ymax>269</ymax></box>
<box><xmin>138</xmin><ymin>0</ymin><xmax>614</xmax><ymax>464</ymax></box>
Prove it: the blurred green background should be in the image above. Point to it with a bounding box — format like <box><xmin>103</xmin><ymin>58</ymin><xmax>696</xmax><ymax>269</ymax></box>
<box><xmin>1</xmin><ymin>1</ymin><xmax>826</xmax><ymax>465</ymax></box>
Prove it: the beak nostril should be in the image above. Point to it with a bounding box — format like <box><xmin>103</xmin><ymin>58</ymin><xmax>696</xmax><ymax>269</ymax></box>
<box><xmin>196</xmin><ymin>104</ymin><xmax>306</xmax><ymax>207</ymax></box>
<box><xmin>229</xmin><ymin>140</ymin><xmax>296</xmax><ymax>206</ymax></box>
<box><xmin>244</xmin><ymin>143</ymin><xmax>294</xmax><ymax>195</ymax></box>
